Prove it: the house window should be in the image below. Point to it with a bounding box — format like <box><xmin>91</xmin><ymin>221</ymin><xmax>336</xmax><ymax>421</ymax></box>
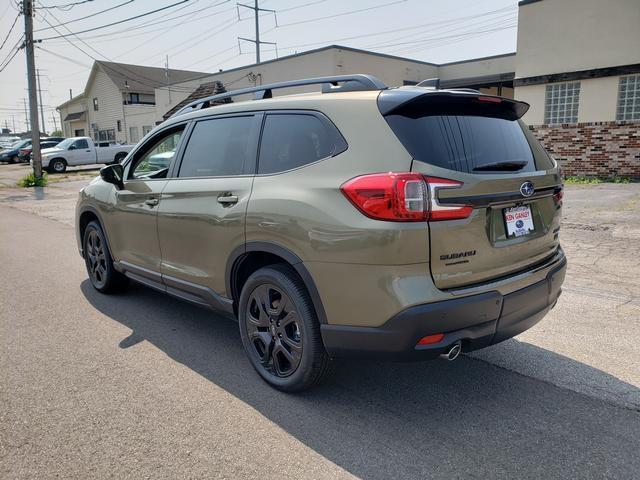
<box><xmin>117</xmin><ymin>120</ymin><xmax>122</xmax><ymax>132</ymax></box>
<box><xmin>97</xmin><ymin>129</ymin><xmax>115</xmax><ymax>142</ymax></box>
<box><xmin>544</xmin><ymin>82</ymin><xmax>580</xmax><ymax>124</ymax></box>
<box><xmin>142</xmin><ymin>125</ymin><xmax>152</xmax><ymax>136</ymax></box>
<box><xmin>93</xmin><ymin>97</ymin><xmax>99</xmax><ymax>111</ymax></box>
<box><xmin>617</xmin><ymin>75</ymin><xmax>640</xmax><ymax>121</ymax></box>
<box><xmin>129</xmin><ymin>126</ymin><xmax>139</xmax><ymax>143</ymax></box>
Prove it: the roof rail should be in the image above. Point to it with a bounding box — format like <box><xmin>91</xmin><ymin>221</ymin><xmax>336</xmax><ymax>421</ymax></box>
<box><xmin>417</xmin><ymin>78</ymin><xmax>440</xmax><ymax>88</ymax></box>
<box><xmin>171</xmin><ymin>74</ymin><xmax>387</xmax><ymax>118</ymax></box>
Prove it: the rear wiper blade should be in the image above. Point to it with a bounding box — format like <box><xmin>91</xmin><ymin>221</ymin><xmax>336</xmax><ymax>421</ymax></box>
<box><xmin>473</xmin><ymin>160</ymin><xmax>528</xmax><ymax>171</ymax></box>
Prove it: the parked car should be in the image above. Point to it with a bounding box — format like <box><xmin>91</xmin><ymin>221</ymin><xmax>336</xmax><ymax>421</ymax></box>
<box><xmin>37</xmin><ymin>137</ymin><xmax>134</xmax><ymax>173</ymax></box>
<box><xmin>0</xmin><ymin>136</ymin><xmax>20</xmax><ymax>148</ymax></box>
<box><xmin>19</xmin><ymin>139</ymin><xmax>63</xmax><ymax>162</ymax></box>
<box><xmin>76</xmin><ymin>74</ymin><xmax>566</xmax><ymax>391</ymax></box>
<box><xmin>1</xmin><ymin>137</ymin><xmax>64</xmax><ymax>163</ymax></box>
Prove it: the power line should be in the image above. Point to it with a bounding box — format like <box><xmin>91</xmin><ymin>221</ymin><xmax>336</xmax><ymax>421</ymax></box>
<box><xmin>33</xmin><ymin>0</ymin><xmax>136</xmax><ymax>32</ymax></box>
<box><xmin>276</xmin><ymin>0</ymin><xmax>408</xmax><ymax>28</ymax></box>
<box><xmin>0</xmin><ymin>46</ymin><xmax>21</xmax><ymax>72</ymax></box>
<box><xmin>0</xmin><ymin>13</ymin><xmax>21</xmax><ymax>51</ymax></box>
<box><xmin>44</xmin><ymin>0</ymin><xmax>226</xmax><ymax>42</ymax></box>
<box><xmin>37</xmin><ymin>0</ymin><xmax>192</xmax><ymax>41</ymax></box>
<box><xmin>36</xmin><ymin>7</ymin><xmax>212</xmax><ymax>94</ymax></box>
<box><xmin>36</xmin><ymin>45</ymin><xmax>90</xmax><ymax>68</ymax></box>
<box><xmin>38</xmin><ymin>0</ymin><xmax>94</xmax><ymax>10</ymax></box>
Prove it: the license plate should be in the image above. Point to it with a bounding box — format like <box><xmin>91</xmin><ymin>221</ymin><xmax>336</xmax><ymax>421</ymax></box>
<box><xmin>504</xmin><ymin>205</ymin><xmax>534</xmax><ymax>237</ymax></box>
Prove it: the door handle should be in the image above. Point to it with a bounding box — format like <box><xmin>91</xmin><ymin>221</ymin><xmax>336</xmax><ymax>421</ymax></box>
<box><xmin>217</xmin><ymin>194</ymin><xmax>238</xmax><ymax>205</ymax></box>
<box><xmin>145</xmin><ymin>198</ymin><xmax>159</xmax><ymax>207</ymax></box>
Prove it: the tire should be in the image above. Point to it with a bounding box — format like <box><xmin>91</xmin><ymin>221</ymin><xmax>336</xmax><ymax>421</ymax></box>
<box><xmin>9</xmin><ymin>155</ymin><xmax>19</xmax><ymax>164</ymax></box>
<box><xmin>113</xmin><ymin>152</ymin><xmax>127</xmax><ymax>164</ymax></box>
<box><xmin>238</xmin><ymin>264</ymin><xmax>333</xmax><ymax>392</ymax></box>
<box><xmin>83</xmin><ymin>220</ymin><xmax>128</xmax><ymax>293</ymax></box>
<box><xmin>50</xmin><ymin>158</ymin><xmax>67</xmax><ymax>173</ymax></box>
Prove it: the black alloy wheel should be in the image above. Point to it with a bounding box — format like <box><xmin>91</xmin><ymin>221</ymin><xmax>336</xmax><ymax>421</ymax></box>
<box><xmin>239</xmin><ymin>264</ymin><xmax>332</xmax><ymax>391</ymax></box>
<box><xmin>83</xmin><ymin>221</ymin><xmax>127</xmax><ymax>293</ymax></box>
<box><xmin>245</xmin><ymin>283</ymin><xmax>303</xmax><ymax>377</ymax></box>
<box><xmin>85</xmin><ymin>228</ymin><xmax>108</xmax><ymax>290</ymax></box>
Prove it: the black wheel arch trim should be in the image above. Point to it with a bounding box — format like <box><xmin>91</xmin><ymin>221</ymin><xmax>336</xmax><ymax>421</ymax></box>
<box><xmin>226</xmin><ymin>241</ymin><xmax>328</xmax><ymax>324</ymax></box>
<box><xmin>77</xmin><ymin>205</ymin><xmax>113</xmax><ymax>260</ymax></box>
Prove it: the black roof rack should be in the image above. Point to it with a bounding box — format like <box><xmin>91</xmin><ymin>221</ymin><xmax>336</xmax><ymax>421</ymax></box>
<box><xmin>171</xmin><ymin>74</ymin><xmax>387</xmax><ymax>118</ymax></box>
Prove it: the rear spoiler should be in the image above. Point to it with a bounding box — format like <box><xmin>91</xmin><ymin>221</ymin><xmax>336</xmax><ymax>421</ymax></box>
<box><xmin>377</xmin><ymin>88</ymin><xmax>530</xmax><ymax>120</ymax></box>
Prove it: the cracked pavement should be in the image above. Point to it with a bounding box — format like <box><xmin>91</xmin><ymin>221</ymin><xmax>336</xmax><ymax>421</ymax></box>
<box><xmin>1</xmin><ymin>175</ymin><xmax>639</xmax><ymax>479</ymax></box>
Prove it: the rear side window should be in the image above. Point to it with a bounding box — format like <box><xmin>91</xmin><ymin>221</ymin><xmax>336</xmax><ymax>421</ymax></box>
<box><xmin>179</xmin><ymin>116</ymin><xmax>255</xmax><ymax>178</ymax></box>
<box><xmin>73</xmin><ymin>139</ymin><xmax>89</xmax><ymax>149</ymax></box>
<box><xmin>384</xmin><ymin>97</ymin><xmax>537</xmax><ymax>173</ymax></box>
<box><xmin>258</xmin><ymin>113</ymin><xmax>343</xmax><ymax>174</ymax></box>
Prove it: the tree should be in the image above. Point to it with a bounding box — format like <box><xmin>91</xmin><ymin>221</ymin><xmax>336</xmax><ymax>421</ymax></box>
<box><xmin>50</xmin><ymin>130</ymin><xmax>63</xmax><ymax>137</ymax></box>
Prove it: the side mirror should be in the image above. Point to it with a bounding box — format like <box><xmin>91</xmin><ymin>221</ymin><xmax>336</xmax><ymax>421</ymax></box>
<box><xmin>68</xmin><ymin>145</ymin><xmax>76</xmax><ymax>150</ymax></box>
<box><xmin>100</xmin><ymin>164</ymin><xmax>124</xmax><ymax>190</ymax></box>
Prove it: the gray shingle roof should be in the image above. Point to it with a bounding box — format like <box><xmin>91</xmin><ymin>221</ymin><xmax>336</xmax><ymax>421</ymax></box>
<box><xmin>63</xmin><ymin>111</ymin><xmax>85</xmax><ymax>121</ymax></box>
<box><xmin>96</xmin><ymin>61</ymin><xmax>209</xmax><ymax>94</ymax></box>
<box><xmin>162</xmin><ymin>81</ymin><xmax>232</xmax><ymax>120</ymax></box>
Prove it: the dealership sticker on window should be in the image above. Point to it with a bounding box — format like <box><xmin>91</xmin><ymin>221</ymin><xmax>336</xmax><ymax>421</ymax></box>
<box><xmin>504</xmin><ymin>205</ymin><xmax>534</xmax><ymax>237</ymax></box>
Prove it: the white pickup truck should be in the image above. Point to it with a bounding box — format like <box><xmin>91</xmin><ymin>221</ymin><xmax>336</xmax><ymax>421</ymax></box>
<box><xmin>37</xmin><ymin>137</ymin><xmax>134</xmax><ymax>173</ymax></box>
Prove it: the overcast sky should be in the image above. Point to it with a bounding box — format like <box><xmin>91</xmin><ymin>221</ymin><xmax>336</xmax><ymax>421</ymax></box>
<box><xmin>0</xmin><ymin>0</ymin><xmax>518</xmax><ymax>133</ymax></box>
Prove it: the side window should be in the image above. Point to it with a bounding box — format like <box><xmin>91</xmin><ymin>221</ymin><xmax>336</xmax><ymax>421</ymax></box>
<box><xmin>129</xmin><ymin>127</ymin><xmax>185</xmax><ymax>180</ymax></box>
<box><xmin>258</xmin><ymin>113</ymin><xmax>338</xmax><ymax>175</ymax></box>
<box><xmin>74</xmin><ymin>139</ymin><xmax>89</xmax><ymax>149</ymax></box>
<box><xmin>179</xmin><ymin>116</ymin><xmax>254</xmax><ymax>178</ymax></box>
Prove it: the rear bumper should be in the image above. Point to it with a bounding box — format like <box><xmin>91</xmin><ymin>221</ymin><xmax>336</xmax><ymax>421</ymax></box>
<box><xmin>321</xmin><ymin>255</ymin><xmax>566</xmax><ymax>360</ymax></box>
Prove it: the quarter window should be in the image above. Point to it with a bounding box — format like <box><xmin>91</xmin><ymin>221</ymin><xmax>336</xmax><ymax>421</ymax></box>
<box><xmin>258</xmin><ymin>113</ymin><xmax>338</xmax><ymax>174</ymax></box>
<box><xmin>179</xmin><ymin>116</ymin><xmax>255</xmax><ymax>178</ymax></box>
<box><xmin>129</xmin><ymin>128</ymin><xmax>184</xmax><ymax>179</ymax></box>
<box><xmin>544</xmin><ymin>82</ymin><xmax>580</xmax><ymax>124</ymax></box>
<box><xmin>617</xmin><ymin>75</ymin><xmax>640</xmax><ymax>121</ymax></box>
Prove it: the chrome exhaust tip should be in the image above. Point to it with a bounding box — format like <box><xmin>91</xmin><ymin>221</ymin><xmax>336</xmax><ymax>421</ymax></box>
<box><xmin>440</xmin><ymin>341</ymin><xmax>462</xmax><ymax>361</ymax></box>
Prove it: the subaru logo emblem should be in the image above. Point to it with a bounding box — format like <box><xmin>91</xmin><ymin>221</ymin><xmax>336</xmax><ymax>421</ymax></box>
<box><xmin>520</xmin><ymin>181</ymin><xmax>535</xmax><ymax>197</ymax></box>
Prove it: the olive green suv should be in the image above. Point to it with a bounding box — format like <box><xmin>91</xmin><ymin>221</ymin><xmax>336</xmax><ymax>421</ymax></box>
<box><xmin>76</xmin><ymin>75</ymin><xmax>566</xmax><ymax>391</ymax></box>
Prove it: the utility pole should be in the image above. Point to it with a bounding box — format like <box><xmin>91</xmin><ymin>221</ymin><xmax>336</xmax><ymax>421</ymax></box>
<box><xmin>22</xmin><ymin>0</ymin><xmax>42</xmax><ymax>179</ymax></box>
<box><xmin>52</xmin><ymin>112</ymin><xmax>58</xmax><ymax>133</ymax></box>
<box><xmin>165</xmin><ymin>55</ymin><xmax>171</xmax><ymax>104</ymax></box>
<box><xmin>237</xmin><ymin>1</ymin><xmax>277</xmax><ymax>64</ymax></box>
<box><xmin>37</xmin><ymin>69</ymin><xmax>46</xmax><ymax>134</ymax></box>
<box><xmin>23</xmin><ymin>98</ymin><xmax>28</xmax><ymax>130</ymax></box>
<box><xmin>12</xmin><ymin>115</ymin><xmax>16</xmax><ymax>134</ymax></box>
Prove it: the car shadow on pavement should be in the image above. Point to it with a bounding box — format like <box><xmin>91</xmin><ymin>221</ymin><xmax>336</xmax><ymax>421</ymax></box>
<box><xmin>80</xmin><ymin>281</ymin><xmax>640</xmax><ymax>480</ymax></box>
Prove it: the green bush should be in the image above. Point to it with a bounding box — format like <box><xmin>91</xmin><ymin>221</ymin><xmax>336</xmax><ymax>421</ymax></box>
<box><xmin>18</xmin><ymin>172</ymin><xmax>48</xmax><ymax>187</ymax></box>
<box><xmin>563</xmin><ymin>176</ymin><xmax>602</xmax><ymax>185</ymax></box>
<box><xmin>563</xmin><ymin>176</ymin><xmax>633</xmax><ymax>185</ymax></box>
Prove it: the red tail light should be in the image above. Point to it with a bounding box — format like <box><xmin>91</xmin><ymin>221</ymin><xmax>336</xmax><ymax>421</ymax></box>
<box><xmin>554</xmin><ymin>186</ymin><xmax>564</xmax><ymax>204</ymax></box>
<box><xmin>340</xmin><ymin>172</ymin><xmax>472</xmax><ymax>222</ymax></box>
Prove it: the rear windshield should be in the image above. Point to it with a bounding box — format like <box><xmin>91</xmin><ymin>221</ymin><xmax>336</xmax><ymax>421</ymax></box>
<box><xmin>385</xmin><ymin>99</ymin><xmax>537</xmax><ymax>174</ymax></box>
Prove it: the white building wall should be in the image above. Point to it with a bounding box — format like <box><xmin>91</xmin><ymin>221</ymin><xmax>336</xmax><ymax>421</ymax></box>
<box><xmin>58</xmin><ymin>97</ymin><xmax>88</xmax><ymax>138</ymax></box>
<box><xmin>86</xmin><ymin>67</ymin><xmax>128</xmax><ymax>143</ymax></box>
<box><xmin>516</xmin><ymin>0</ymin><xmax>640</xmax><ymax>78</ymax></box>
<box><xmin>518</xmin><ymin>76</ymin><xmax>624</xmax><ymax>125</ymax></box>
<box><xmin>123</xmin><ymin>104</ymin><xmax>157</xmax><ymax>143</ymax></box>
<box><xmin>438</xmin><ymin>54</ymin><xmax>515</xmax><ymax>80</ymax></box>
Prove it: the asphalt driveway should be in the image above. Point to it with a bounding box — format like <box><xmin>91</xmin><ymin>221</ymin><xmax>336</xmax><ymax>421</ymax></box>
<box><xmin>0</xmin><ymin>179</ymin><xmax>639</xmax><ymax>479</ymax></box>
